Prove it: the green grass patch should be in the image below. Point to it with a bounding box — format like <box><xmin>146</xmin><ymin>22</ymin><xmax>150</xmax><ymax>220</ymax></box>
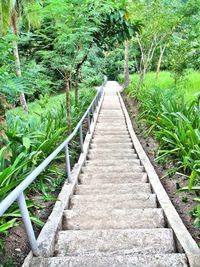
<box><xmin>7</xmin><ymin>87</ymin><xmax>96</xmax><ymax>122</ymax></box>
<box><xmin>127</xmin><ymin>71</ymin><xmax>200</xmax><ymax>102</ymax></box>
<box><xmin>7</xmin><ymin>93</ymin><xmax>65</xmax><ymax>117</ymax></box>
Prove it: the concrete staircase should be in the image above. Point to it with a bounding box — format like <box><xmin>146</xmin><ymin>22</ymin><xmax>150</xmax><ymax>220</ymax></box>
<box><xmin>31</xmin><ymin>90</ymin><xmax>188</xmax><ymax>266</ymax></box>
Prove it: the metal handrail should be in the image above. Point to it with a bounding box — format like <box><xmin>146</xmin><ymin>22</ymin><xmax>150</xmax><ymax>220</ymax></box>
<box><xmin>0</xmin><ymin>77</ymin><xmax>107</xmax><ymax>256</ymax></box>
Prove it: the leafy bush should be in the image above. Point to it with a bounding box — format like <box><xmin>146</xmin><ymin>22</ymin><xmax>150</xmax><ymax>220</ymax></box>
<box><xmin>0</xmin><ymin>87</ymin><xmax>95</xmax><ymax>238</ymax></box>
<box><xmin>126</xmin><ymin>71</ymin><xmax>200</xmax><ymax>227</ymax></box>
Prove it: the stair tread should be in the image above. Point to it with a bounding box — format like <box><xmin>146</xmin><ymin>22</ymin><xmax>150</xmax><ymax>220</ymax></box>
<box><xmin>71</xmin><ymin>193</ymin><xmax>156</xmax><ymax>201</ymax></box>
<box><xmin>70</xmin><ymin>194</ymin><xmax>157</xmax><ymax>209</ymax></box>
<box><xmin>87</xmin><ymin>154</ymin><xmax>138</xmax><ymax>160</ymax></box>
<box><xmin>89</xmin><ymin>148</ymin><xmax>136</xmax><ymax>153</ymax></box>
<box><xmin>63</xmin><ymin>208</ymin><xmax>165</xmax><ymax>230</ymax></box>
<box><xmin>75</xmin><ymin>183</ymin><xmax>150</xmax><ymax>194</ymax></box>
<box><xmin>79</xmin><ymin>173</ymin><xmax>148</xmax><ymax>184</ymax></box>
<box><xmin>82</xmin><ymin>165</ymin><xmax>144</xmax><ymax>173</ymax></box>
<box><xmin>30</xmin><ymin>254</ymin><xmax>188</xmax><ymax>267</ymax></box>
<box><xmin>85</xmin><ymin>159</ymin><xmax>141</xmax><ymax>166</ymax></box>
<box><xmin>92</xmin><ymin>139</ymin><xmax>131</xmax><ymax>143</ymax></box>
<box><xmin>91</xmin><ymin>144</ymin><xmax>133</xmax><ymax>148</ymax></box>
<box><xmin>55</xmin><ymin>229</ymin><xmax>175</xmax><ymax>256</ymax></box>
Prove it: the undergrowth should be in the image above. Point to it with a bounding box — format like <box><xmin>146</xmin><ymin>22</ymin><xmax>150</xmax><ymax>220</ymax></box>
<box><xmin>0</xmin><ymin>87</ymin><xmax>95</xmax><ymax>252</ymax></box>
<box><xmin>126</xmin><ymin>71</ymin><xmax>200</xmax><ymax>229</ymax></box>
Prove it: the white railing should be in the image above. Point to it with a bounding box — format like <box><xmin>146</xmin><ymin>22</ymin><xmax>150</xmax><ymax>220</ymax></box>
<box><xmin>0</xmin><ymin>77</ymin><xmax>106</xmax><ymax>256</ymax></box>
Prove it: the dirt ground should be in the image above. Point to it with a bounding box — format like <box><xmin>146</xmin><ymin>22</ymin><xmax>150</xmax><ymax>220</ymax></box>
<box><xmin>0</xmin><ymin>120</ymin><xmax>86</xmax><ymax>267</ymax></box>
<box><xmin>123</xmin><ymin>94</ymin><xmax>200</xmax><ymax>246</ymax></box>
<box><xmin>0</xmin><ymin>196</ymin><xmax>57</xmax><ymax>267</ymax></box>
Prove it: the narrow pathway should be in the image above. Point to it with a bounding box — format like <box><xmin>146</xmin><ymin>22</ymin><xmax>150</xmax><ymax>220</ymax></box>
<box><xmin>32</xmin><ymin>84</ymin><xmax>188</xmax><ymax>266</ymax></box>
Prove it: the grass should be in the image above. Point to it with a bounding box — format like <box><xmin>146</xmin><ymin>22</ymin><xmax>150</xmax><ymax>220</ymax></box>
<box><xmin>7</xmin><ymin>93</ymin><xmax>66</xmax><ymax>117</ymax></box>
<box><xmin>128</xmin><ymin>71</ymin><xmax>200</xmax><ymax>102</ymax></box>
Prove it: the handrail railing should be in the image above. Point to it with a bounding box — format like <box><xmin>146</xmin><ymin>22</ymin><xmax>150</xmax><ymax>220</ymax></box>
<box><xmin>0</xmin><ymin>77</ymin><xmax>107</xmax><ymax>256</ymax></box>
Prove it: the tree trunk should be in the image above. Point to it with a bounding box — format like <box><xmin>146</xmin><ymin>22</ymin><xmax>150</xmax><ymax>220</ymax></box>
<box><xmin>75</xmin><ymin>54</ymin><xmax>88</xmax><ymax>106</ymax></box>
<box><xmin>11</xmin><ymin>10</ymin><xmax>28</xmax><ymax>113</ymax></box>
<box><xmin>156</xmin><ymin>46</ymin><xmax>166</xmax><ymax>80</ymax></box>
<box><xmin>65</xmin><ymin>71</ymin><xmax>71</xmax><ymax>134</ymax></box>
<box><xmin>124</xmin><ymin>40</ymin><xmax>130</xmax><ymax>89</ymax></box>
<box><xmin>136</xmin><ymin>61</ymin><xmax>148</xmax><ymax>98</ymax></box>
<box><xmin>75</xmin><ymin>69</ymin><xmax>80</xmax><ymax>106</ymax></box>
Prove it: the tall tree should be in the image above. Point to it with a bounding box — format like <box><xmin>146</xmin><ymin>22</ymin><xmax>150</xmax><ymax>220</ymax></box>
<box><xmin>0</xmin><ymin>0</ymin><xmax>42</xmax><ymax>112</ymax></box>
<box><xmin>128</xmin><ymin>0</ymin><xmax>180</xmax><ymax>93</ymax></box>
<box><xmin>124</xmin><ymin>40</ymin><xmax>130</xmax><ymax>88</ymax></box>
<box><xmin>42</xmin><ymin>0</ymin><xmax>103</xmax><ymax>133</ymax></box>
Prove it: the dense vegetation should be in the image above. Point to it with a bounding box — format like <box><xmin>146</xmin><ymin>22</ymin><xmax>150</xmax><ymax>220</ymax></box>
<box><xmin>126</xmin><ymin>72</ymin><xmax>200</xmax><ymax>228</ymax></box>
<box><xmin>0</xmin><ymin>0</ymin><xmax>200</xmax><ymax>261</ymax></box>
<box><xmin>0</xmin><ymin>0</ymin><xmax>141</xmax><ymax>259</ymax></box>
<box><xmin>120</xmin><ymin>0</ymin><xmax>200</xmax><ymax>231</ymax></box>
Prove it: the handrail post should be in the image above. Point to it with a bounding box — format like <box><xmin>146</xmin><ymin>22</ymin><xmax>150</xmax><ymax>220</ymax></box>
<box><xmin>65</xmin><ymin>144</ymin><xmax>71</xmax><ymax>182</ymax></box>
<box><xmin>17</xmin><ymin>193</ymin><xmax>39</xmax><ymax>256</ymax></box>
<box><xmin>87</xmin><ymin>111</ymin><xmax>90</xmax><ymax>134</ymax></box>
<box><xmin>79</xmin><ymin>123</ymin><xmax>84</xmax><ymax>153</ymax></box>
<box><xmin>94</xmin><ymin>98</ymin><xmax>97</xmax><ymax>112</ymax></box>
<box><xmin>92</xmin><ymin>103</ymin><xmax>94</xmax><ymax>122</ymax></box>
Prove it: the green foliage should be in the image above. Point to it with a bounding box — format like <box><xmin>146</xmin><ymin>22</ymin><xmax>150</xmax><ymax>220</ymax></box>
<box><xmin>127</xmin><ymin>71</ymin><xmax>200</xmax><ymax>227</ymax></box>
<box><xmin>0</xmin><ymin>87</ymin><xmax>95</xmax><ymax>240</ymax></box>
<box><xmin>127</xmin><ymin>71</ymin><xmax>200</xmax><ymax>102</ymax></box>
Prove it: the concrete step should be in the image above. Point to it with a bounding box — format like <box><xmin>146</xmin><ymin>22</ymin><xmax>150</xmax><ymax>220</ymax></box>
<box><xmin>103</xmin><ymin>99</ymin><xmax>120</xmax><ymax>101</ymax></box>
<box><xmin>100</xmin><ymin>109</ymin><xmax>122</xmax><ymax>111</ymax></box>
<box><xmin>93</xmin><ymin>133</ymin><xmax>129</xmax><ymax>137</ymax></box>
<box><xmin>103</xmin><ymin>101</ymin><xmax>119</xmax><ymax>103</ymax></box>
<box><xmin>94</xmin><ymin>131</ymin><xmax>129</xmax><ymax>136</ymax></box>
<box><xmin>92</xmin><ymin>140</ymin><xmax>132</xmax><ymax>145</ymax></box>
<box><xmin>81</xmin><ymin>165</ymin><xmax>144</xmax><ymax>173</ymax></box>
<box><xmin>103</xmin><ymin>97</ymin><xmax>119</xmax><ymax>98</ymax></box>
<box><xmin>97</xmin><ymin>121</ymin><xmax>126</xmax><ymax>125</ymax></box>
<box><xmin>98</xmin><ymin>118</ymin><xmax>124</xmax><ymax>121</ymax></box>
<box><xmin>55</xmin><ymin>229</ymin><xmax>175</xmax><ymax>256</ymax></box>
<box><xmin>95</xmin><ymin>124</ymin><xmax>127</xmax><ymax>128</ymax></box>
<box><xmin>79</xmin><ymin>172</ymin><xmax>148</xmax><ymax>184</ymax></box>
<box><xmin>98</xmin><ymin>118</ymin><xmax>125</xmax><ymax>122</ymax></box>
<box><xmin>63</xmin><ymin>208</ymin><xmax>164</xmax><ymax>230</ymax></box>
<box><xmin>75</xmin><ymin>183</ymin><xmax>151</xmax><ymax>195</ymax></box>
<box><xmin>92</xmin><ymin>137</ymin><xmax>131</xmax><ymax>143</ymax></box>
<box><xmin>85</xmin><ymin>159</ymin><xmax>141</xmax><ymax>167</ymax></box>
<box><xmin>88</xmin><ymin>154</ymin><xmax>138</xmax><ymax>160</ymax></box>
<box><xmin>96</xmin><ymin>125</ymin><xmax>127</xmax><ymax>129</ymax></box>
<box><xmin>101</xmin><ymin>105</ymin><xmax>121</xmax><ymax>107</ymax></box>
<box><xmin>98</xmin><ymin>114</ymin><xmax>124</xmax><ymax>117</ymax></box>
<box><xmin>31</xmin><ymin>254</ymin><xmax>188</xmax><ymax>267</ymax></box>
<box><xmin>99</xmin><ymin>113</ymin><xmax>124</xmax><ymax>116</ymax></box>
<box><xmin>96</xmin><ymin>122</ymin><xmax>127</xmax><ymax>126</ymax></box>
<box><xmin>100</xmin><ymin>108</ymin><xmax>122</xmax><ymax>111</ymax></box>
<box><xmin>96</xmin><ymin>122</ymin><xmax>126</xmax><ymax>126</ymax></box>
<box><xmin>70</xmin><ymin>193</ymin><xmax>157</xmax><ymax>209</ymax></box>
<box><xmin>98</xmin><ymin>116</ymin><xmax>124</xmax><ymax>119</ymax></box>
<box><xmin>88</xmin><ymin>148</ymin><xmax>136</xmax><ymax>154</ymax></box>
<box><xmin>95</xmin><ymin>127</ymin><xmax>128</xmax><ymax>131</ymax></box>
<box><xmin>102</xmin><ymin>101</ymin><xmax>120</xmax><ymax>103</ymax></box>
<box><xmin>79</xmin><ymin>172</ymin><xmax>148</xmax><ymax>185</ymax></box>
<box><xmin>87</xmin><ymin>152</ymin><xmax>138</xmax><ymax>160</ymax></box>
<box><xmin>93</xmin><ymin>136</ymin><xmax>131</xmax><ymax>141</ymax></box>
<box><xmin>90</xmin><ymin>143</ymin><xmax>133</xmax><ymax>150</ymax></box>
